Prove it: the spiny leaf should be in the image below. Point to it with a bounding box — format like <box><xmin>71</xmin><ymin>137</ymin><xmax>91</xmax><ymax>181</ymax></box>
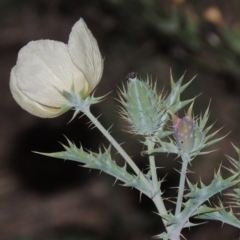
<box><xmin>165</xmin><ymin>174</ymin><xmax>240</xmax><ymax>234</ymax></box>
<box><xmin>185</xmin><ymin>174</ymin><xmax>239</xmax><ymax>199</ymax></box>
<box><xmin>225</xmin><ymin>144</ymin><xmax>240</xmax><ymax>207</ymax></box>
<box><xmin>34</xmin><ymin>139</ymin><xmax>151</xmax><ymax>197</ymax></box>
<box><xmin>195</xmin><ymin>203</ymin><xmax>240</xmax><ymax>228</ymax></box>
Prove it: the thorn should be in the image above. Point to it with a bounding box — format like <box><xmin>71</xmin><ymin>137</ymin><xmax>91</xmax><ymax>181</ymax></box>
<box><xmin>173</xmin><ymin>168</ymin><xmax>181</xmax><ymax>174</ymax></box>
<box><xmin>113</xmin><ymin>178</ymin><xmax>118</xmax><ymax>186</ymax></box>
<box><xmin>96</xmin><ymin>113</ymin><xmax>103</xmax><ymax>120</ymax></box>
<box><xmin>77</xmin><ymin>113</ymin><xmax>85</xmax><ymax>119</ymax></box>
<box><xmin>68</xmin><ymin>110</ymin><xmax>80</xmax><ymax>124</ymax></box>
<box><xmin>221</xmin><ymin>221</ymin><xmax>224</xmax><ymax>228</ymax></box>
<box><xmin>89</xmin><ymin>125</ymin><xmax>97</xmax><ymax>130</ymax></box>
<box><xmin>180</xmin><ymin>233</ymin><xmax>187</xmax><ymax>240</ymax></box>
<box><xmin>87</xmin><ymin>120</ymin><xmax>95</xmax><ymax>128</ymax></box>
<box><xmin>139</xmin><ymin>192</ymin><xmax>142</xmax><ymax>203</ymax></box>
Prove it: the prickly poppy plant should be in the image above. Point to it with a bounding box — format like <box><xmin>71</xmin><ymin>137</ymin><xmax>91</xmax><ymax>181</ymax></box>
<box><xmin>9</xmin><ymin>18</ymin><xmax>240</xmax><ymax>240</ymax></box>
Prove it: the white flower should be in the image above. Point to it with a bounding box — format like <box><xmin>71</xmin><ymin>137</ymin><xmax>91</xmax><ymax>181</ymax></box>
<box><xmin>10</xmin><ymin>18</ymin><xmax>103</xmax><ymax>118</ymax></box>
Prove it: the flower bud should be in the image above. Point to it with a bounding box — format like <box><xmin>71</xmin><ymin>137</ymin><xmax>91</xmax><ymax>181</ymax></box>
<box><xmin>170</xmin><ymin>103</ymin><xmax>195</xmax><ymax>152</ymax></box>
<box><xmin>10</xmin><ymin>18</ymin><xmax>103</xmax><ymax>118</ymax></box>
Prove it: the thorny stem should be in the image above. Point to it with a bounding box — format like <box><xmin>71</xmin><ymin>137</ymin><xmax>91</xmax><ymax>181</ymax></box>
<box><xmin>83</xmin><ymin>107</ymin><xmax>151</xmax><ymax>192</ymax></box>
<box><xmin>147</xmin><ymin>137</ymin><xmax>168</xmax><ymax>229</ymax></box>
<box><xmin>175</xmin><ymin>153</ymin><xmax>190</xmax><ymax>215</ymax></box>
<box><xmin>80</xmin><ymin>105</ymin><xmax>170</xmax><ymax>233</ymax></box>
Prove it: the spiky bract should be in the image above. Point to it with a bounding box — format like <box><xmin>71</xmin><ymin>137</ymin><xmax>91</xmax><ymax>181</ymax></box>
<box><xmin>58</xmin><ymin>85</ymin><xmax>105</xmax><ymax>121</ymax></box>
<box><xmin>146</xmin><ymin>104</ymin><xmax>225</xmax><ymax>160</ymax></box>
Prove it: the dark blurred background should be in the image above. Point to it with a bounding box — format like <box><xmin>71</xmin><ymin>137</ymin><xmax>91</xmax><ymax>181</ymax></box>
<box><xmin>1</xmin><ymin>0</ymin><xmax>240</xmax><ymax>239</ymax></box>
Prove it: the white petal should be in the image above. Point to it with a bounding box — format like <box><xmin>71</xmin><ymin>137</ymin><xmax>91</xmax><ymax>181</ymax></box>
<box><xmin>68</xmin><ymin>18</ymin><xmax>103</xmax><ymax>95</ymax></box>
<box><xmin>16</xmin><ymin>40</ymin><xmax>87</xmax><ymax>108</ymax></box>
<box><xmin>10</xmin><ymin>67</ymin><xmax>66</xmax><ymax>118</ymax></box>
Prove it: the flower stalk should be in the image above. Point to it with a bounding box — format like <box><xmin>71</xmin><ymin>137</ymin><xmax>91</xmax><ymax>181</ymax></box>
<box><xmin>175</xmin><ymin>153</ymin><xmax>190</xmax><ymax>215</ymax></box>
<box><xmin>146</xmin><ymin>137</ymin><xmax>168</xmax><ymax>226</ymax></box>
<box><xmin>169</xmin><ymin>103</ymin><xmax>195</xmax><ymax>215</ymax></box>
<box><xmin>83</xmin><ymin>106</ymin><xmax>151</xmax><ymax>191</ymax></box>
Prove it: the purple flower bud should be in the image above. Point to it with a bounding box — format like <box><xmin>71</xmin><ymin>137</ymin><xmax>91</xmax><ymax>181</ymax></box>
<box><xmin>170</xmin><ymin>104</ymin><xmax>195</xmax><ymax>152</ymax></box>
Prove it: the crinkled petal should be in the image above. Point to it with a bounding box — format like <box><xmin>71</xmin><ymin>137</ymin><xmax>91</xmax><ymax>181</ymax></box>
<box><xmin>10</xmin><ymin>67</ymin><xmax>67</xmax><ymax>118</ymax></box>
<box><xmin>16</xmin><ymin>40</ymin><xmax>87</xmax><ymax>108</ymax></box>
<box><xmin>68</xmin><ymin>18</ymin><xmax>103</xmax><ymax>95</ymax></box>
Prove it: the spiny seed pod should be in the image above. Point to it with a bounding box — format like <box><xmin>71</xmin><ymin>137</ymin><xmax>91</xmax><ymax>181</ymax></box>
<box><xmin>119</xmin><ymin>75</ymin><xmax>166</xmax><ymax>136</ymax></box>
<box><xmin>170</xmin><ymin>103</ymin><xmax>195</xmax><ymax>152</ymax></box>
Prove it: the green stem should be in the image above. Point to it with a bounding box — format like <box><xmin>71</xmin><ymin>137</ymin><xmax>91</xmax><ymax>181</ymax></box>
<box><xmin>147</xmin><ymin>137</ymin><xmax>168</xmax><ymax>227</ymax></box>
<box><xmin>83</xmin><ymin>107</ymin><xmax>151</xmax><ymax>191</ymax></box>
<box><xmin>175</xmin><ymin>153</ymin><xmax>190</xmax><ymax>215</ymax></box>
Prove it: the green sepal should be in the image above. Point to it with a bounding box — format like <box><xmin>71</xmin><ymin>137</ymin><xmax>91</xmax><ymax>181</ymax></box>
<box><xmin>165</xmin><ymin>71</ymin><xmax>195</xmax><ymax>110</ymax></box>
<box><xmin>169</xmin><ymin>97</ymin><xmax>195</xmax><ymax>115</ymax></box>
<box><xmin>158</xmin><ymin>72</ymin><xmax>195</xmax><ymax>127</ymax></box>
<box><xmin>57</xmin><ymin>86</ymin><xmax>106</xmax><ymax>122</ymax></box>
